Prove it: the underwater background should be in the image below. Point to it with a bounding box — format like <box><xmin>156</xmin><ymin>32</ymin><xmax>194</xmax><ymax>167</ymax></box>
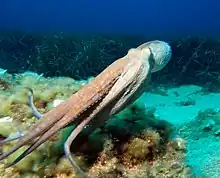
<box><xmin>0</xmin><ymin>0</ymin><xmax>220</xmax><ymax>177</ymax></box>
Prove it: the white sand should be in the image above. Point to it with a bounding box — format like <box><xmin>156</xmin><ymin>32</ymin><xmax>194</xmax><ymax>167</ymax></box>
<box><xmin>140</xmin><ymin>85</ymin><xmax>220</xmax><ymax>125</ymax></box>
<box><xmin>140</xmin><ymin>84</ymin><xmax>220</xmax><ymax>177</ymax></box>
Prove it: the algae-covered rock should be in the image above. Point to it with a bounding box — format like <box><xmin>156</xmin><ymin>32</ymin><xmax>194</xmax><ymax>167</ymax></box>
<box><xmin>0</xmin><ymin>120</ymin><xmax>17</xmax><ymax>137</ymax></box>
<box><xmin>2</xmin><ymin>144</ymin><xmax>44</xmax><ymax>172</ymax></box>
<box><xmin>0</xmin><ymin>70</ymin><xmax>192</xmax><ymax>177</ymax></box>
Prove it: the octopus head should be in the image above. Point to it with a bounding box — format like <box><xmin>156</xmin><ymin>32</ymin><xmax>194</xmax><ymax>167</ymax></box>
<box><xmin>137</xmin><ymin>40</ymin><xmax>172</xmax><ymax>72</ymax></box>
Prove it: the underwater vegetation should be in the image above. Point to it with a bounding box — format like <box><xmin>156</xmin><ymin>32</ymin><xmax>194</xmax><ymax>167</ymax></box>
<box><xmin>0</xmin><ymin>72</ymin><xmax>193</xmax><ymax>178</ymax></box>
<box><xmin>0</xmin><ymin>30</ymin><xmax>220</xmax><ymax>177</ymax></box>
<box><xmin>1</xmin><ymin>31</ymin><xmax>220</xmax><ymax>88</ymax></box>
<box><xmin>0</xmin><ymin>40</ymin><xmax>173</xmax><ymax>177</ymax></box>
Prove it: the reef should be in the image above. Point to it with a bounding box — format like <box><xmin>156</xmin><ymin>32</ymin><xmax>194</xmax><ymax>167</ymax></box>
<box><xmin>0</xmin><ymin>71</ymin><xmax>193</xmax><ymax>178</ymax></box>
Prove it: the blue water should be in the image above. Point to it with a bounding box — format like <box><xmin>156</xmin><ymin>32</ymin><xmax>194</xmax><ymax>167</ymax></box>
<box><xmin>0</xmin><ymin>0</ymin><xmax>220</xmax><ymax>37</ymax></box>
<box><xmin>1</xmin><ymin>1</ymin><xmax>220</xmax><ymax>177</ymax></box>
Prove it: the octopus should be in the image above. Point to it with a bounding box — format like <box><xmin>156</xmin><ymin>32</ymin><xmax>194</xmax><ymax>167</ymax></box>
<box><xmin>0</xmin><ymin>40</ymin><xmax>172</xmax><ymax>178</ymax></box>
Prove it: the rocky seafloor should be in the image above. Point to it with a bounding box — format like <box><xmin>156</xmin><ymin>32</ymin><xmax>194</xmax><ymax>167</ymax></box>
<box><xmin>0</xmin><ymin>70</ymin><xmax>197</xmax><ymax>178</ymax></box>
<box><xmin>1</xmin><ymin>31</ymin><xmax>220</xmax><ymax>177</ymax></box>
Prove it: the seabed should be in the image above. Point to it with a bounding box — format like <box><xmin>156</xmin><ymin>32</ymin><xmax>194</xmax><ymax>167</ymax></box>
<box><xmin>0</xmin><ymin>70</ymin><xmax>219</xmax><ymax>178</ymax></box>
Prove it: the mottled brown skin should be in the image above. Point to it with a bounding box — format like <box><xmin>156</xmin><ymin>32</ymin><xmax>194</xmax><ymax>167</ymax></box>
<box><xmin>0</xmin><ymin>41</ymin><xmax>170</xmax><ymax>178</ymax></box>
<box><xmin>0</xmin><ymin>55</ymin><xmax>128</xmax><ymax>159</ymax></box>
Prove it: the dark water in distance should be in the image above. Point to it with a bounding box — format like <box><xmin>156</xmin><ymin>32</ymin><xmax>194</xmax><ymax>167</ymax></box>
<box><xmin>0</xmin><ymin>0</ymin><xmax>219</xmax><ymax>38</ymax></box>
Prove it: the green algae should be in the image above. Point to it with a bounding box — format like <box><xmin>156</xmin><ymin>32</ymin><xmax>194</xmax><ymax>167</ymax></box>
<box><xmin>0</xmin><ymin>71</ymin><xmax>192</xmax><ymax>177</ymax></box>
